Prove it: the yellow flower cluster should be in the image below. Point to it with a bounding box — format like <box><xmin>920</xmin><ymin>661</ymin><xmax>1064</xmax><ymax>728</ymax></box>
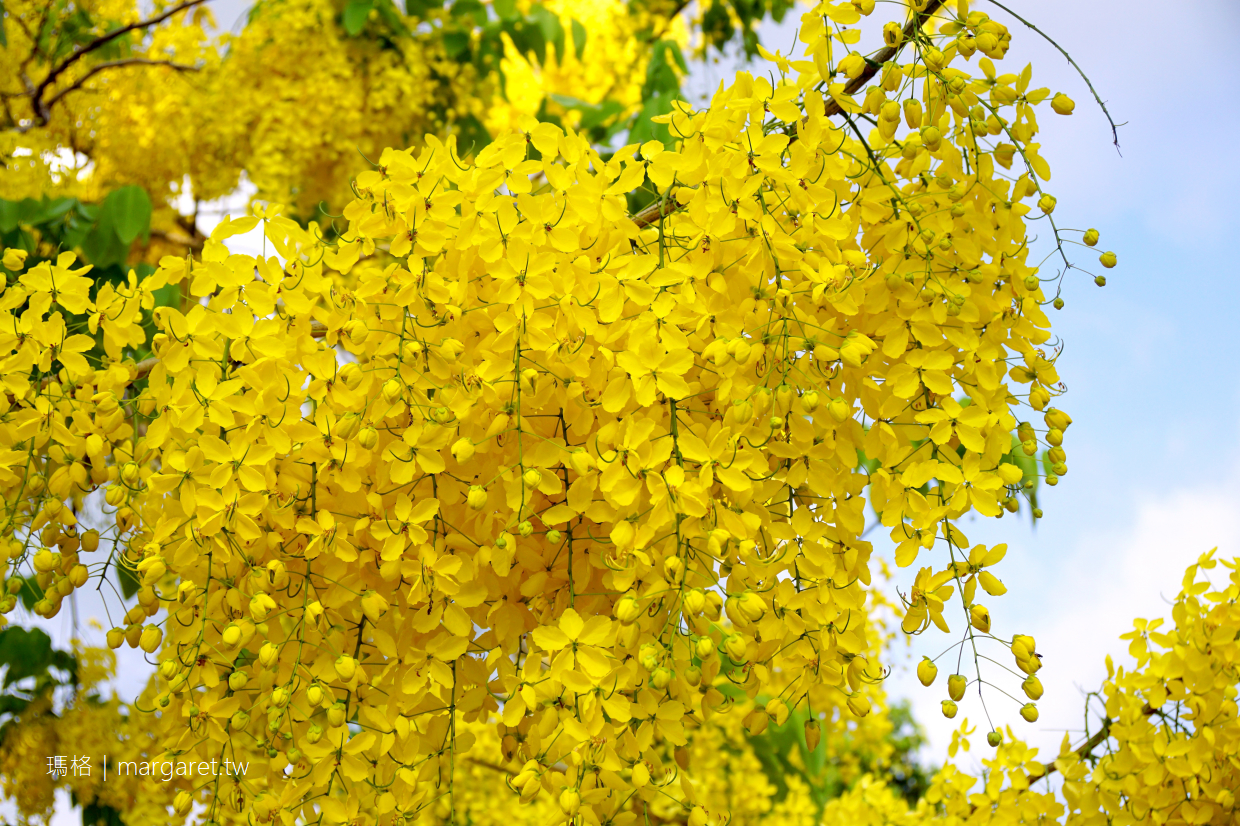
<box><xmin>818</xmin><ymin>551</ymin><xmax>1240</xmax><ymax>826</ymax></box>
<box><xmin>0</xmin><ymin>1</ymin><xmax>1119</xmax><ymax>823</ymax></box>
<box><xmin>0</xmin><ymin>0</ymin><xmax>662</xmax><ymax>216</ymax></box>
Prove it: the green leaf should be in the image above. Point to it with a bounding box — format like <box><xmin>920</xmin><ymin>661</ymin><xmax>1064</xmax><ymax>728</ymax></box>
<box><xmin>102</xmin><ymin>185</ymin><xmax>151</xmax><ymax>245</ymax></box>
<box><xmin>117</xmin><ymin>562</ymin><xmax>140</xmax><ymax>600</ymax></box>
<box><xmin>528</xmin><ymin>4</ymin><xmax>564</xmax><ymax>62</ymax></box>
<box><xmin>450</xmin><ymin>0</ymin><xmax>486</xmax><ymax>25</ymax></box>
<box><xmin>628</xmin><ymin>91</ymin><xmax>677</xmax><ymax>148</ymax></box>
<box><xmin>343</xmin><ymin>0</ymin><xmax>375</xmax><ymax>35</ymax></box>
<box><xmin>493</xmin><ymin>0</ymin><xmax>517</xmax><ymax>19</ymax></box>
<box><xmin>81</xmin><ymin>801</ymin><xmax>125</xmax><ymax>826</ymax></box>
<box><xmin>80</xmin><ymin>220</ymin><xmax>128</xmax><ymax>270</ymax></box>
<box><xmin>571</xmin><ymin>19</ymin><xmax>586</xmax><ymax>60</ymax></box>
<box><xmin>443</xmin><ymin>29</ymin><xmax>471</xmax><ymax>59</ymax></box>
<box><xmin>454</xmin><ymin>113</ymin><xmax>492</xmax><ymax>155</ymax></box>
<box><xmin>405</xmin><ymin>0</ymin><xmax>443</xmax><ymax>15</ymax></box>
<box><xmin>0</xmin><ymin>200</ymin><xmax>18</xmax><ymax>233</ymax></box>
<box><xmin>0</xmin><ymin>626</ymin><xmax>54</xmax><ymax>687</ymax></box>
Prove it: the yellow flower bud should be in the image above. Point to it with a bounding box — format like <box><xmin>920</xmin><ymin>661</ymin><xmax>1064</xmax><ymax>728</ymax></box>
<box><xmin>221</xmin><ymin>624</ymin><xmax>243</xmax><ymax>648</ymax></box>
<box><xmin>559</xmin><ymin>788</ymin><xmax>581</xmax><ymax>815</ymax></box>
<box><xmin>1038</xmin><ymin>194</ymin><xmax>1057</xmax><ymax>214</ymax></box>
<box><xmin>987</xmin><ymin>730</ymin><xmax>1003</xmax><ymax>747</ymax></box>
<box><xmin>228</xmin><ymin>671</ymin><xmax>248</xmax><ymax>691</ymax></box>
<box><xmin>695</xmin><ymin>635</ymin><xmax>715</xmax><ymax>659</ymax></box>
<box><xmin>357</xmin><ymin>426</ymin><xmax>378</xmax><ymax>449</ymax></box>
<box><xmin>521</xmin><ymin>468</ymin><xmax>541</xmax><ymax>488</ymax></box>
<box><xmin>970</xmin><ymin>604</ymin><xmax>991</xmax><ymax>633</ymax></box>
<box><xmin>651</xmin><ymin>666</ymin><xmax>673</xmax><ymax>689</ymax></box>
<box><xmin>921</xmin><ymin>125</ymin><xmax>942</xmax><ymax>151</ymax></box>
<box><xmin>327</xmin><ymin>703</ymin><xmax>346</xmax><ymax>727</ymax></box>
<box><xmin>467</xmin><ymin>485</ymin><xmax>487</xmax><ymax>510</ymax></box>
<box><xmin>724</xmin><ymin>633</ymin><xmax>748</xmax><ymax>663</ymax></box>
<box><xmin>942</xmin><ymin>699</ymin><xmax>958</xmax><ymax>718</ymax></box>
<box><xmin>139</xmin><ymin>625</ymin><xmax>163</xmax><ymax>653</ymax></box>
<box><xmin>106</xmin><ymin>628</ymin><xmax>125</xmax><ymax>649</ymax></box>
<box><xmin>1020</xmin><ymin>702</ymin><xmax>1039</xmax><ymax>722</ymax></box>
<box><xmin>1051</xmin><ymin>93</ymin><xmax>1075</xmax><ymax>115</ymax></box>
<box><xmin>173</xmin><ymin>791</ymin><xmax>193</xmax><ymax>815</ymax></box>
<box><xmin>882</xmin><ymin>21</ymin><xmax>903</xmax><ymax>47</ymax></box>
<box><xmin>847</xmin><ymin>694</ymin><xmax>871</xmax><ymax>717</ymax></box>
<box><xmin>334</xmin><ymin>655</ymin><xmax>357</xmax><ymax>682</ymax></box>
<box><xmin>948</xmin><ymin>673</ymin><xmax>967</xmax><ymax>701</ymax></box>
<box><xmin>451</xmin><ymin>437</ymin><xmax>475</xmax><ymax>463</ymax></box>
<box><xmin>307</xmin><ymin>685</ymin><xmax>324</xmax><ymax>706</ymax></box>
<box><xmin>800</xmin><ymin>390</ymin><xmax>819</xmax><ymax>412</ymax></box>
<box><xmin>615</xmin><ymin>595</ymin><xmax>643</xmax><ymax>624</ymax></box>
<box><xmin>917</xmin><ymin>657</ymin><xmax>938</xmax><ymax>687</ymax></box>
<box><xmin>2</xmin><ymin>249</ymin><xmax>29</xmax><ymax>271</ymax></box>
<box><xmin>632</xmin><ymin>763</ymin><xmax>651</xmax><ymax>788</ymax></box>
<box><xmin>381</xmin><ymin>378</ymin><xmax>403</xmax><ymax>403</ymax></box>
<box><xmin>1083</xmin><ymin>228</ymin><xmax>1099</xmax><ymax>246</ymax></box>
<box><xmin>1099</xmin><ymin>250</ymin><xmax>1117</xmax><ymax>268</ymax></box>
<box><xmin>259</xmin><ymin>641</ymin><xmax>278</xmax><ymax>666</ymax></box>
<box><xmin>568</xmin><ymin>448</ymin><xmax>594</xmax><ymax>475</ymax></box>
<box><xmin>804</xmin><ymin>719</ymin><xmax>821</xmax><ymax>751</ymax></box>
<box><xmin>1022</xmin><ymin>675</ymin><xmax>1044</xmax><ymax>700</ymax></box>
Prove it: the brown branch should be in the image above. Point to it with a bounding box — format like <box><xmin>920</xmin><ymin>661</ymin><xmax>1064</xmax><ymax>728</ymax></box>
<box><xmin>24</xmin><ymin>0</ymin><xmax>210</xmax><ymax>126</ymax></box>
<box><xmin>1026</xmin><ymin>717</ymin><xmax>1112</xmax><ymax>785</ymax></box>
<box><xmin>31</xmin><ymin>59</ymin><xmax>200</xmax><ymax>128</ymax></box>
<box><xmin>629</xmin><ymin>0</ymin><xmax>947</xmax><ymax>230</ymax></box>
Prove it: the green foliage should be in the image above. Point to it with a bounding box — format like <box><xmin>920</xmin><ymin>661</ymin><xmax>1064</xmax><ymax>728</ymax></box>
<box><xmin>0</xmin><ymin>627</ymin><xmax>79</xmax><ymax>729</ymax></box>
<box><xmin>745</xmin><ymin>700</ymin><xmax>933</xmax><ymax>812</ymax></box>
<box><xmin>699</xmin><ymin>0</ymin><xmax>797</xmax><ymax>59</ymax></box>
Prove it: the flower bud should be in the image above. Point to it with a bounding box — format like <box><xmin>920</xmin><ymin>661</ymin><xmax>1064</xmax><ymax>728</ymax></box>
<box><xmin>81</xmin><ymin>530</ymin><xmax>100</xmax><ymax>553</ymax></box>
<box><xmin>222</xmin><ymin>624</ymin><xmax>243</xmax><ymax>648</ymax></box>
<box><xmin>615</xmin><ymin>595</ymin><xmax>643</xmax><ymax>624</ymax></box>
<box><xmin>917</xmin><ymin>657</ymin><xmax>938</xmax><ymax>687</ymax></box>
<box><xmin>2</xmin><ymin>249</ymin><xmax>29</xmax><ymax>271</ymax></box>
<box><xmin>1083</xmin><ymin>228</ymin><xmax>1099</xmax><ymax>247</ymax></box>
<box><xmin>1051</xmin><ymin>93</ymin><xmax>1075</xmax><ymax>115</ymax></box>
<box><xmin>724</xmin><ymin>633</ymin><xmax>748</xmax><ymax>663</ymax></box>
<box><xmin>546</xmin><ymin>529</ymin><xmax>561</xmax><ymax>543</ymax></box>
<box><xmin>987</xmin><ymin>730</ymin><xmax>1003</xmax><ymax>747</ymax></box>
<box><xmin>942</xmin><ymin>699</ymin><xmax>958</xmax><ymax>718</ymax></box>
<box><xmin>327</xmin><ymin>703</ymin><xmax>346</xmax><ymax>727</ymax></box>
<box><xmin>803</xmin><ymin>719</ymin><xmax>821</xmax><ymax>751</ymax></box>
<box><xmin>882</xmin><ymin>22</ymin><xmax>903</xmax><ymax>47</ymax></box>
<box><xmin>467</xmin><ymin>485</ymin><xmax>487</xmax><ymax>510</ymax></box>
<box><xmin>847</xmin><ymin>694</ymin><xmax>871</xmax><ymax>717</ymax></box>
<box><xmin>357</xmin><ymin>426</ymin><xmax>378</xmax><ymax>449</ymax></box>
<box><xmin>800</xmin><ymin>390</ymin><xmax>819</xmax><ymax>412</ymax></box>
<box><xmin>521</xmin><ymin>468</ymin><xmax>541</xmax><ymax>488</ymax></box>
<box><xmin>1037</xmin><ymin>194</ymin><xmax>1057</xmax><ymax>214</ymax></box>
<box><xmin>139</xmin><ymin>625</ymin><xmax>163</xmax><ymax>653</ymax></box>
<box><xmin>1020</xmin><ymin>703</ymin><xmax>1039</xmax><ymax>722</ymax></box>
<box><xmin>229</xmin><ymin>671</ymin><xmax>248</xmax><ymax>691</ymax></box>
<box><xmin>921</xmin><ymin>125</ymin><xmax>942</xmax><ymax>151</ymax></box>
<box><xmin>1099</xmin><ymin>251</ymin><xmax>1117</xmax><ymax>268</ymax></box>
<box><xmin>334</xmin><ymin>655</ymin><xmax>357</xmax><ymax>682</ymax></box>
<box><xmin>948</xmin><ymin>673</ymin><xmax>967</xmax><ymax>701</ymax></box>
<box><xmin>259</xmin><ymin>642</ymin><xmax>278</xmax><ymax>666</ymax></box>
<box><xmin>381</xmin><ymin>379</ymin><xmax>403</xmax><ymax>403</ymax></box>
<box><xmin>451</xmin><ymin>437</ymin><xmax>475</xmax><ymax>463</ymax></box>
<box><xmin>969</xmin><ymin>604</ymin><xmax>991</xmax><ymax>633</ymax></box>
<box><xmin>559</xmin><ymin>788</ymin><xmax>581</xmax><ymax>815</ymax></box>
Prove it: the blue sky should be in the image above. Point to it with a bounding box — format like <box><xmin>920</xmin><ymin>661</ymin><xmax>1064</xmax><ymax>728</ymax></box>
<box><xmin>9</xmin><ymin>1</ymin><xmax>1240</xmax><ymax>820</ymax></box>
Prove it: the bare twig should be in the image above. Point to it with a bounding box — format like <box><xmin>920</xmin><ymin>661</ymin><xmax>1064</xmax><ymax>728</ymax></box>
<box><xmin>24</xmin><ymin>0</ymin><xmax>210</xmax><ymax>126</ymax></box>
<box><xmin>983</xmin><ymin>0</ymin><xmax>1122</xmax><ymax>152</ymax></box>
<box><xmin>32</xmin><ymin>59</ymin><xmax>200</xmax><ymax>127</ymax></box>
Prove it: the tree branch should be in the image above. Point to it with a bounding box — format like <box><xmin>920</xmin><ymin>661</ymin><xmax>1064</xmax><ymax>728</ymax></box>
<box><xmin>27</xmin><ymin>59</ymin><xmax>200</xmax><ymax>130</ymax></box>
<box><xmin>24</xmin><ymin>0</ymin><xmax>210</xmax><ymax>126</ymax></box>
<box><xmin>630</xmin><ymin>0</ymin><xmax>946</xmax><ymax>230</ymax></box>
